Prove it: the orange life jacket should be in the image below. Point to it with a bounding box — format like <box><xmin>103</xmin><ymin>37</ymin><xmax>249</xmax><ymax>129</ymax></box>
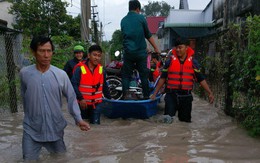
<box><xmin>167</xmin><ymin>47</ymin><xmax>194</xmax><ymax>90</ymax></box>
<box><xmin>152</xmin><ymin>62</ymin><xmax>161</xmax><ymax>82</ymax></box>
<box><xmin>72</xmin><ymin>60</ymin><xmax>86</xmax><ymax>74</ymax></box>
<box><xmin>78</xmin><ymin>64</ymin><xmax>104</xmax><ymax>106</ymax></box>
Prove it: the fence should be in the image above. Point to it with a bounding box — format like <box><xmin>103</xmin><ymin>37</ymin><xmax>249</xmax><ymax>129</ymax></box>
<box><xmin>0</xmin><ymin>32</ymin><xmax>27</xmax><ymax>113</ymax></box>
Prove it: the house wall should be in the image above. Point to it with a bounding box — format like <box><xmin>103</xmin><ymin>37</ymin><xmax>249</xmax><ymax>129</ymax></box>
<box><xmin>162</xmin><ymin>1</ymin><xmax>214</xmax><ymax>49</ymax></box>
<box><xmin>0</xmin><ymin>1</ymin><xmax>15</xmax><ymax>29</ymax></box>
<box><xmin>165</xmin><ymin>10</ymin><xmax>204</xmax><ymax>25</ymax></box>
<box><xmin>227</xmin><ymin>0</ymin><xmax>253</xmax><ymax>23</ymax></box>
<box><xmin>213</xmin><ymin>0</ymin><xmax>225</xmax><ymax>21</ymax></box>
<box><xmin>203</xmin><ymin>1</ymin><xmax>213</xmax><ymax>23</ymax></box>
<box><xmin>213</xmin><ymin>0</ymin><xmax>260</xmax><ymax>29</ymax></box>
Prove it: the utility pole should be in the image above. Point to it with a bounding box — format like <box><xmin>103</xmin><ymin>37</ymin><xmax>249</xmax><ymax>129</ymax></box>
<box><xmin>91</xmin><ymin>5</ymin><xmax>99</xmax><ymax>44</ymax></box>
<box><xmin>80</xmin><ymin>0</ymin><xmax>91</xmax><ymax>42</ymax></box>
<box><xmin>100</xmin><ymin>22</ymin><xmax>103</xmax><ymax>44</ymax></box>
<box><xmin>100</xmin><ymin>21</ymin><xmax>111</xmax><ymax>44</ymax></box>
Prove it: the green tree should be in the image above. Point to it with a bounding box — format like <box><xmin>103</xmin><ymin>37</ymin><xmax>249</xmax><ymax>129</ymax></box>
<box><xmin>142</xmin><ymin>1</ymin><xmax>172</xmax><ymax>17</ymax></box>
<box><xmin>61</xmin><ymin>14</ymin><xmax>81</xmax><ymax>41</ymax></box>
<box><xmin>8</xmin><ymin>0</ymin><xmax>69</xmax><ymax>37</ymax></box>
<box><xmin>110</xmin><ymin>30</ymin><xmax>123</xmax><ymax>60</ymax></box>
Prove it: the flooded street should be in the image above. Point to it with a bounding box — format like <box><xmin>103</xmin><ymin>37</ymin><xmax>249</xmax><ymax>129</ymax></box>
<box><xmin>1</xmin><ymin>95</ymin><xmax>260</xmax><ymax>163</ymax></box>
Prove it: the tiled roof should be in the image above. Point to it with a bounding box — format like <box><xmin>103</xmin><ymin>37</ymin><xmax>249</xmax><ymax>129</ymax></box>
<box><xmin>146</xmin><ymin>16</ymin><xmax>166</xmax><ymax>34</ymax></box>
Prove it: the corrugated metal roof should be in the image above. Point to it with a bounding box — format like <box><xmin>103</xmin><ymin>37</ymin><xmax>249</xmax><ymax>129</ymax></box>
<box><xmin>165</xmin><ymin>10</ymin><xmax>206</xmax><ymax>24</ymax></box>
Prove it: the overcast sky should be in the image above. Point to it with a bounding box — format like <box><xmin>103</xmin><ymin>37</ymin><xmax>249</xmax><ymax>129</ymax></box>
<box><xmin>66</xmin><ymin>0</ymin><xmax>211</xmax><ymax>41</ymax></box>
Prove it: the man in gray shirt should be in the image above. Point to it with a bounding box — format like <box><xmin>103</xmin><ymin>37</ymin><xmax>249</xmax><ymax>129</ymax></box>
<box><xmin>19</xmin><ymin>36</ymin><xmax>90</xmax><ymax>161</ymax></box>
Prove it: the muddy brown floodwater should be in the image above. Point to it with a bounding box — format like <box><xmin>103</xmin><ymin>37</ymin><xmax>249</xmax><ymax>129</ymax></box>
<box><xmin>1</xmin><ymin>95</ymin><xmax>260</xmax><ymax>163</ymax></box>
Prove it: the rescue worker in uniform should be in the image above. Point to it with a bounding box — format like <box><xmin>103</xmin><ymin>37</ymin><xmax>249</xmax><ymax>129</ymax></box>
<box><xmin>150</xmin><ymin>38</ymin><xmax>214</xmax><ymax>122</ymax></box>
<box><xmin>149</xmin><ymin>52</ymin><xmax>162</xmax><ymax>83</ymax></box>
<box><xmin>71</xmin><ymin>45</ymin><xmax>110</xmax><ymax>124</ymax></box>
<box><xmin>64</xmin><ymin>45</ymin><xmax>85</xmax><ymax>80</ymax></box>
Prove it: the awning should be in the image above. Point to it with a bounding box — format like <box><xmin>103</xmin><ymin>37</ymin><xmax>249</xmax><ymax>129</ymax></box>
<box><xmin>165</xmin><ymin>23</ymin><xmax>214</xmax><ymax>28</ymax></box>
<box><xmin>170</xmin><ymin>27</ymin><xmax>215</xmax><ymax>38</ymax></box>
<box><xmin>157</xmin><ymin>22</ymin><xmax>216</xmax><ymax>38</ymax></box>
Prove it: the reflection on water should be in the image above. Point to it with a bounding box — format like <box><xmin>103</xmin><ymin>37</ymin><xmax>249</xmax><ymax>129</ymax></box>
<box><xmin>189</xmin><ymin>157</ymin><xmax>225</xmax><ymax>163</ymax></box>
<box><xmin>1</xmin><ymin>96</ymin><xmax>260</xmax><ymax>163</ymax></box>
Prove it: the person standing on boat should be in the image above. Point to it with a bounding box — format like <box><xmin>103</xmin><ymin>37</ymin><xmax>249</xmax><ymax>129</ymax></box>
<box><xmin>120</xmin><ymin>0</ymin><xmax>160</xmax><ymax>100</ymax></box>
<box><xmin>71</xmin><ymin>45</ymin><xmax>110</xmax><ymax>124</ymax></box>
<box><xmin>150</xmin><ymin>38</ymin><xmax>214</xmax><ymax>123</ymax></box>
<box><xmin>20</xmin><ymin>36</ymin><xmax>90</xmax><ymax>161</ymax></box>
<box><xmin>64</xmin><ymin>45</ymin><xmax>85</xmax><ymax>80</ymax></box>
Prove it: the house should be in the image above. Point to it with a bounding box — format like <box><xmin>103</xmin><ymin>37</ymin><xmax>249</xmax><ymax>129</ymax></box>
<box><xmin>213</xmin><ymin>0</ymin><xmax>260</xmax><ymax>31</ymax></box>
<box><xmin>146</xmin><ymin>16</ymin><xmax>166</xmax><ymax>51</ymax></box>
<box><xmin>0</xmin><ymin>0</ymin><xmax>25</xmax><ymax>72</ymax></box>
<box><xmin>0</xmin><ymin>0</ymin><xmax>15</xmax><ymax>29</ymax></box>
<box><xmin>158</xmin><ymin>0</ymin><xmax>260</xmax><ymax>52</ymax></box>
<box><xmin>158</xmin><ymin>0</ymin><xmax>214</xmax><ymax>51</ymax></box>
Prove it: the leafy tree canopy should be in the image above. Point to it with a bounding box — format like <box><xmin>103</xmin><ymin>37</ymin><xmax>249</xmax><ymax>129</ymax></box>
<box><xmin>141</xmin><ymin>1</ymin><xmax>172</xmax><ymax>17</ymax></box>
<box><xmin>7</xmin><ymin>0</ymin><xmax>73</xmax><ymax>37</ymax></box>
<box><xmin>61</xmin><ymin>14</ymin><xmax>81</xmax><ymax>41</ymax></box>
<box><xmin>110</xmin><ymin>30</ymin><xmax>123</xmax><ymax>60</ymax></box>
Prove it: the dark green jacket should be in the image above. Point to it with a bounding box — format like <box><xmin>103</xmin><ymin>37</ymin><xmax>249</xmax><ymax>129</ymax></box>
<box><xmin>121</xmin><ymin>11</ymin><xmax>152</xmax><ymax>55</ymax></box>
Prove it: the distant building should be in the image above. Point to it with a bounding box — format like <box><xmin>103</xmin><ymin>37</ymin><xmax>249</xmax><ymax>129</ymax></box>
<box><xmin>157</xmin><ymin>0</ymin><xmax>214</xmax><ymax>51</ymax></box>
<box><xmin>0</xmin><ymin>0</ymin><xmax>15</xmax><ymax>29</ymax></box>
<box><xmin>0</xmin><ymin>0</ymin><xmax>27</xmax><ymax>70</ymax></box>
<box><xmin>146</xmin><ymin>16</ymin><xmax>166</xmax><ymax>52</ymax></box>
<box><xmin>157</xmin><ymin>0</ymin><xmax>260</xmax><ymax>52</ymax></box>
<box><xmin>179</xmin><ymin>0</ymin><xmax>189</xmax><ymax>9</ymax></box>
<box><xmin>155</xmin><ymin>0</ymin><xmax>260</xmax><ymax>83</ymax></box>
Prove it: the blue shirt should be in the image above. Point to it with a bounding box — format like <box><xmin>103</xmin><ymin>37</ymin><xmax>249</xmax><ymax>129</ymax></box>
<box><xmin>20</xmin><ymin>65</ymin><xmax>82</xmax><ymax>142</ymax></box>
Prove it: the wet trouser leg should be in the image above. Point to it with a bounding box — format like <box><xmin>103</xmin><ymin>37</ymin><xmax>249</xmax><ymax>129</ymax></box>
<box><xmin>122</xmin><ymin>55</ymin><xmax>134</xmax><ymax>98</ymax></box>
<box><xmin>80</xmin><ymin>106</ymin><xmax>92</xmax><ymax>120</ymax></box>
<box><xmin>136</xmin><ymin>55</ymin><xmax>149</xmax><ymax>98</ymax></box>
<box><xmin>22</xmin><ymin>131</ymin><xmax>42</xmax><ymax>160</ymax></box>
<box><xmin>122</xmin><ymin>53</ymin><xmax>149</xmax><ymax>98</ymax></box>
<box><xmin>178</xmin><ymin>95</ymin><xmax>193</xmax><ymax>122</ymax></box>
<box><xmin>22</xmin><ymin>131</ymin><xmax>66</xmax><ymax>160</ymax></box>
<box><xmin>89</xmin><ymin>105</ymin><xmax>101</xmax><ymax>124</ymax></box>
<box><xmin>164</xmin><ymin>93</ymin><xmax>178</xmax><ymax>117</ymax></box>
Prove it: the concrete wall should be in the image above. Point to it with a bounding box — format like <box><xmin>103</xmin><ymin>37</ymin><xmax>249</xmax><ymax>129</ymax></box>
<box><xmin>213</xmin><ymin>0</ymin><xmax>260</xmax><ymax>29</ymax></box>
<box><xmin>203</xmin><ymin>1</ymin><xmax>213</xmax><ymax>23</ymax></box>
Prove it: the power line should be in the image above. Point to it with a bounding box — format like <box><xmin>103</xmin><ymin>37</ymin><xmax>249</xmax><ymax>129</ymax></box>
<box><xmin>65</xmin><ymin>0</ymin><xmax>80</xmax><ymax>9</ymax></box>
<box><xmin>71</xmin><ymin>0</ymin><xmax>80</xmax><ymax>6</ymax></box>
<box><xmin>91</xmin><ymin>0</ymin><xmax>100</xmax><ymax>22</ymax></box>
<box><xmin>67</xmin><ymin>11</ymin><xmax>80</xmax><ymax>15</ymax></box>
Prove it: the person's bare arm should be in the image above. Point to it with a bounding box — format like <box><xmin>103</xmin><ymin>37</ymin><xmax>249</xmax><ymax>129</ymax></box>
<box><xmin>200</xmin><ymin>80</ymin><xmax>214</xmax><ymax>104</ymax></box>
<box><xmin>150</xmin><ymin>78</ymin><xmax>166</xmax><ymax>100</ymax></box>
<box><xmin>148</xmin><ymin>37</ymin><xmax>160</xmax><ymax>54</ymax></box>
<box><xmin>77</xmin><ymin>120</ymin><xmax>91</xmax><ymax>131</ymax></box>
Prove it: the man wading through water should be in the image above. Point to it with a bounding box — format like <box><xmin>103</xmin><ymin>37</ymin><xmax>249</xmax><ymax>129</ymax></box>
<box><xmin>20</xmin><ymin>36</ymin><xmax>90</xmax><ymax>161</ymax></box>
<box><xmin>71</xmin><ymin>45</ymin><xmax>110</xmax><ymax>124</ymax></box>
<box><xmin>150</xmin><ymin>38</ymin><xmax>214</xmax><ymax>123</ymax></box>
